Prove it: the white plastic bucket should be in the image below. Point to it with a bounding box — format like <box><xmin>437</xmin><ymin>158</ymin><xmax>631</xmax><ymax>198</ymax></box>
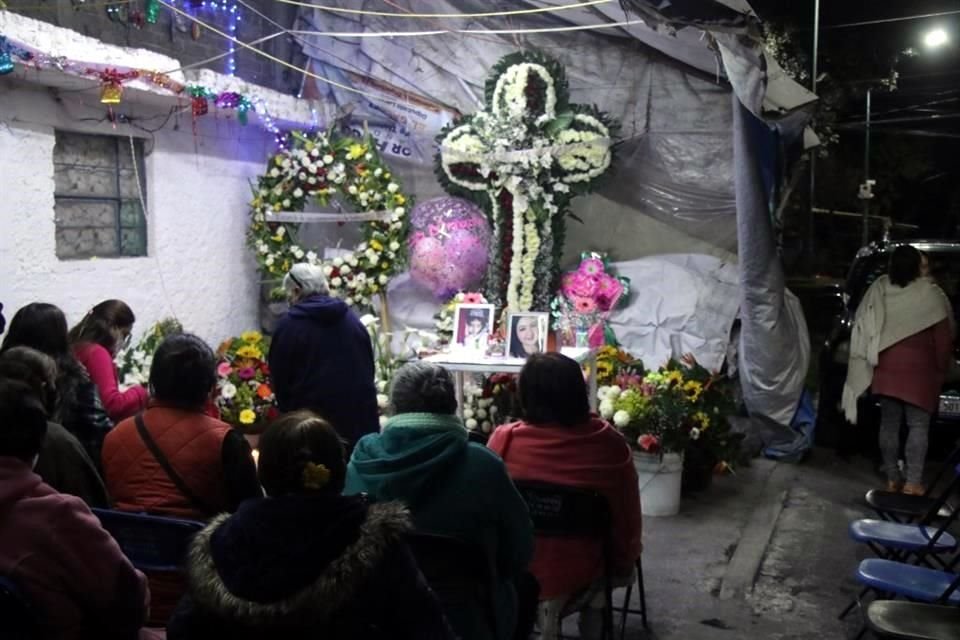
<box><xmin>633</xmin><ymin>451</ymin><xmax>684</xmax><ymax>516</ymax></box>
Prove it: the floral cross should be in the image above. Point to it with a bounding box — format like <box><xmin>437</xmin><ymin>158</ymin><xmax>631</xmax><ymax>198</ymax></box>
<box><xmin>437</xmin><ymin>52</ymin><xmax>617</xmax><ymax>312</ymax></box>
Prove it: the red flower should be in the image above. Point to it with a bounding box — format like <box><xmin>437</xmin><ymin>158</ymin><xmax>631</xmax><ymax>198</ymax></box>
<box><xmin>637</xmin><ymin>434</ymin><xmax>661</xmax><ymax>454</ymax></box>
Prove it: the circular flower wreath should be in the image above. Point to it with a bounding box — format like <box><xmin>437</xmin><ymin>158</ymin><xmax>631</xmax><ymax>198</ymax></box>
<box><xmin>248</xmin><ymin>131</ymin><xmax>411</xmax><ymax>308</ymax></box>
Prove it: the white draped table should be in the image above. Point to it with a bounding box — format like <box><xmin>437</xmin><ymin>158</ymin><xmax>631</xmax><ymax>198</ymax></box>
<box><xmin>423</xmin><ymin>348</ymin><xmax>598</xmax><ymax>418</ymax></box>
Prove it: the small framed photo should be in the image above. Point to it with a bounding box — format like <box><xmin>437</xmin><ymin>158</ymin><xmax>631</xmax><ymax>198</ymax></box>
<box><xmin>453</xmin><ymin>304</ymin><xmax>495</xmax><ymax>351</ymax></box>
<box><xmin>507</xmin><ymin>312</ymin><xmax>549</xmax><ymax>359</ymax></box>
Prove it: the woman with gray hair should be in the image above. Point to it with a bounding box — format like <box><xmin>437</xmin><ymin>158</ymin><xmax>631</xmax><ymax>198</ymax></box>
<box><xmin>345</xmin><ymin>362</ymin><xmax>537</xmax><ymax>640</ymax></box>
<box><xmin>267</xmin><ymin>263</ymin><xmax>379</xmax><ymax>448</ymax></box>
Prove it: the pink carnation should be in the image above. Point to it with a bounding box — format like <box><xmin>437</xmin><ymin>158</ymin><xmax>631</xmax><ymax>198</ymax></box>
<box><xmin>573</xmin><ymin>297</ymin><xmax>597</xmax><ymax>313</ymax></box>
<box><xmin>217</xmin><ymin>362</ymin><xmax>233</xmax><ymax>378</ymax></box>
<box><xmin>462</xmin><ymin>292</ymin><xmax>486</xmax><ymax>304</ymax></box>
<box><xmin>563</xmin><ymin>273</ymin><xmax>598</xmax><ymax>299</ymax></box>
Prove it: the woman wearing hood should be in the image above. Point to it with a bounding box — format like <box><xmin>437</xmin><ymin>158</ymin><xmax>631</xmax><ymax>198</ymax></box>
<box><xmin>842</xmin><ymin>246</ymin><xmax>955</xmax><ymax>495</ymax></box>
<box><xmin>168</xmin><ymin>410</ymin><xmax>454</xmax><ymax>640</ymax></box>
<box><xmin>268</xmin><ymin>263</ymin><xmax>379</xmax><ymax>449</ymax></box>
<box><xmin>345</xmin><ymin>362</ymin><xmax>536</xmax><ymax>640</ymax></box>
<box><xmin>487</xmin><ymin>353</ymin><xmax>643</xmax><ymax>640</ymax></box>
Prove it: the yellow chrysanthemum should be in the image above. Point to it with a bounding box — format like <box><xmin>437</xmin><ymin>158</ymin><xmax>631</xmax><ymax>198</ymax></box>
<box><xmin>236</xmin><ymin>345</ymin><xmax>263</xmax><ymax>360</ymax></box>
<box><xmin>239</xmin><ymin>409</ymin><xmax>257</xmax><ymax>425</ymax></box>
<box><xmin>241</xmin><ymin>331</ymin><xmax>262</xmax><ymax>345</ymax></box>
<box><xmin>370</xmin><ymin>239</ymin><xmax>383</xmax><ymax>251</ymax></box>
<box><xmin>346</xmin><ymin>143</ymin><xmax>367</xmax><ymax>160</ymax></box>
<box><xmin>394</xmin><ymin>194</ymin><xmax>406</xmax><ymax>205</ymax></box>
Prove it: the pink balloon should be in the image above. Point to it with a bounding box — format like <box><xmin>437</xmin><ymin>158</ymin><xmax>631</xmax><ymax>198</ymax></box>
<box><xmin>408</xmin><ymin>196</ymin><xmax>491</xmax><ymax>298</ymax></box>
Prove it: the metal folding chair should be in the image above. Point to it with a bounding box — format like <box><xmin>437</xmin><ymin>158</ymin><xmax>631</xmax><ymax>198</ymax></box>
<box><xmin>866</xmin><ymin>600</ymin><xmax>960</xmax><ymax>639</ymax></box>
<box><xmin>865</xmin><ymin>445</ymin><xmax>960</xmax><ymax>523</ymax></box>
<box><xmin>514</xmin><ymin>480</ymin><xmax>615</xmax><ymax>640</ymax></box>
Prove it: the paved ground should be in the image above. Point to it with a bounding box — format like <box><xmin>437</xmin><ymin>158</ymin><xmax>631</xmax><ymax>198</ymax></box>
<box><xmin>560</xmin><ymin>449</ymin><xmax>886</xmax><ymax>639</ymax></box>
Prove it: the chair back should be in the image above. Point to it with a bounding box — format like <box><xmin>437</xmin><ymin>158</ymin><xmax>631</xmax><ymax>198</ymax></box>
<box><xmin>514</xmin><ymin>480</ymin><xmax>611</xmax><ymax>539</ymax></box>
<box><xmin>92</xmin><ymin>508</ymin><xmax>205</xmax><ymax>572</ymax></box>
<box><xmin>0</xmin><ymin>575</ymin><xmax>38</xmax><ymax>639</ymax></box>
<box><xmin>403</xmin><ymin>532</ymin><xmax>498</xmax><ymax>634</ymax></box>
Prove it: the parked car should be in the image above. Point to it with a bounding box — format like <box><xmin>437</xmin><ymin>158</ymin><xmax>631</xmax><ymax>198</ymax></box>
<box><xmin>816</xmin><ymin>240</ymin><xmax>960</xmax><ymax>456</ymax></box>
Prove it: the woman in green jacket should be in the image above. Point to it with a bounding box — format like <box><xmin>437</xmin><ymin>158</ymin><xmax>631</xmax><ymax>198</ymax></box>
<box><xmin>345</xmin><ymin>362</ymin><xmax>536</xmax><ymax>640</ymax></box>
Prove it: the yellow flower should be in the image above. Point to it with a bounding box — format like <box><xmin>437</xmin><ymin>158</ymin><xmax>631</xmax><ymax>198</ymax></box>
<box><xmin>665</xmin><ymin>370</ymin><xmax>683</xmax><ymax>386</ymax></box>
<box><xmin>273</xmin><ymin>203</ymin><xmax>281</xmax><ymax>212</ymax></box>
<box><xmin>693</xmin><ymin>411</ymin><xmax>711</xmax><ymax>430</ymax></box>
<box><xmin>370</xmin><ymin>239</ymin><xmax>383</xmax><ymax>251</ymax></box>
<box><xmin>394</xmin><ymin>194</ymin><xmax>406</xmax><ymax>205</ymax></box>
<box><xmin>302</xmin><ymin>462</ymin><xmax>331</xmax><ymax>490</ymax></box>
<box><xmin>683</xmin><ymin>380</ymin><xmax>703</xmax><ymax>401</ymax></box>
<box><xmin>241</xmin><ymin>330</ymin><xmax>262</xmax><ymax>344</ymax></box>
<box><xmin>346</xmin><ymin>143</ymin><xmax>367</xmax><ymax>160</ymax></box>
<box><xmin>236</xmin><ymin>345</ymin><xmax>263</xmax><ymax>359</ymax></box>
<box><xmin>239</xmin><ymin>409</ymin><xmax>257</xmax><ymax>425</ymax></box>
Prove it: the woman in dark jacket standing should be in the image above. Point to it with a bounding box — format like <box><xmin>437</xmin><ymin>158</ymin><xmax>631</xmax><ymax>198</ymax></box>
<box><xmin>1</xmin><ymin>303</ymin><xmax>114</xmax><ymax>464</ymax></box>
<box><xmin>168</xmin><ymin>410</ymin><xmax>454</xmax><ymax>640</ymax></box>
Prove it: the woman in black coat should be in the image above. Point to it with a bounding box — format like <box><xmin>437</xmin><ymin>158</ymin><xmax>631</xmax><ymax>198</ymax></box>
<box><xmin>168</xmin><ymin>410</ymin><xmax>455</xmax><ymax>640</ymax></box>
<box><xmin>0</xmin><ymin>303</ymin><xmax>113</xmax><ymax>465</ymax></box>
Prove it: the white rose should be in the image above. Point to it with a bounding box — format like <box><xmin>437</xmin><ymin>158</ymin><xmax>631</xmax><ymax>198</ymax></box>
<box><xmin>348</xmin><ymin>256</ymin><xmax>358</xmax><ymax>267</ymax></box>
<box><xmin>389</xmin><ymin>241</ymin><xmax>400</xmax><ymax>251</ymax></box>
<box><xmin>345</xmin><ymin>297</ymin><xmax>354</xmax><ymax>306</ymax></box>
<box><xmin>258</xmin><ymin>243</ymin><xmax>269</xmax><ymax>254</ymax></box>
<box><xmin>282</xmin><ymin>199</ymin><xmax>291</xmax><ymax>208</ymax></box>
<box><xmin>308</xmin><ymin>177</ymin><xmax>317</xmax><ymax>185</ymax></box>
<box><xmin>340</xmin><ymin>265</ymin><xmax>351</xmax><ymax>275</ymax></box>
<box><xmin>387</xmin><ymin>183</ymin><xmax>399</xmax><ymax>193</ymax></box>
<box><xmin>465</xmin><ymin>418</ymin><xmax>479</xmax><ymax>430</ymax></box>
<box><xmin>365</xmin><ymin>153</ymin><xmax>373</xmax><ymax>160</ymax></box>
<box><xmin>331</xmin><ymin>277</ymin><xmax>342</xmax><ymax>287</ymax></box>
<box><xmin>613</xmin><ymin>410</ymin><xmax>631</xmax><ymax>428</ymax></box>
<box><xmin>333</xmin><ymin>257</ymin><xmax>344</xmax><ymax>267</ymax></box>
<box><xmin>607</xmin><ymin>385</ymin><xmax>622</xmax><ymax>400</ymax></box>
<box><xmin>463</xmin><ymin>408</ymin><xmax>475</xmax><ymax>419</ymax></box>
<box><xmin>269</xmin><ymin>168</ymin><xmax>279</xmax><ymax>177</ymax></box>
<box><xmin>293</xmin><ymin>188</ymin><xmax>303</xmax><ymax>198</ymax></box>
<box><xmin>298</xmin><ymin>172</ymin><xmax>306</xmax><ymax>181</ymax></box>
<box><xmin>348</xmin><ymin>185</ymin><xmax>358</xmax><ymax>195</ymax></box>
<box><xmin>323</xmin><ymin>154</ymin><xmax>334</xmax><ymax>164</ymax></box>
<box><xmin>477</xmin><ymin>408</ymin><xmax>488</xmax><ymax>419</ymax></box>
<box><xmin>259</xmin><ymin>188</ymin><xmax>268</xmax><ymax>196</ymax></box>
<box><xmin>374</xmin><ymin>168</ymin><xmax>383</xmax><ymax>176</ymax></box>
<box><xmin>598</xmin><ymin>385</ymin><xmax>611</xmax><ymax>399</ymax></box>
<box><xmin>599</xmin><ymin>399</ymin><xmax>615</xmax><ymax>419</ymax></box>
<box><xmin>378</xmin><ymin>274</ymin><xmax>388</xmax><ymax>285</ymax></box>
<box><xmin>220</xmin><ymin>382</ymin><xmax>237</xmax><ymax>399</ymax></box>
<box><xmin>265</xmin><ymin>255</ymin><xmax>275</xmax><ymax>267</ymax></box>
<box><xmin>481</xmin><ymin>421</ymin><xmax>492</xmax><ymax>433</ymax></box>
<box><xmin>322</xmin><ymin>265</ymin><xmax>333</xmax><ymax>276</ymax></box>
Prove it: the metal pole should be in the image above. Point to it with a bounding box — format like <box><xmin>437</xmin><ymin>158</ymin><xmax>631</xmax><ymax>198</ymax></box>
<box><xmin>862</xmin><ymin>88</ymin><xmax>872</xmax><ymax>246</ymax></box>
<box><xmin>808</xmin><ymin>0</ymin><xmax>820</xmax><ymax>267</ymax></box>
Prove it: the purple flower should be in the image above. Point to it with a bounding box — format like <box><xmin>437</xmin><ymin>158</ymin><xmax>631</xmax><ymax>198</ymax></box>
<box><xmin>237</xmin><ymin>367</ymin><xmax>256</xmax><ymax>381</ymax></box>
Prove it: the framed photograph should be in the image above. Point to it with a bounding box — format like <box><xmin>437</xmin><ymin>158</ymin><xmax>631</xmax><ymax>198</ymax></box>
<box><xmin>507</xmin><ymin>312</ymin><xmax>549</xmax><ymax>359</ymax></box>
<box><xmin>453</xmin><ymin>304</ymin><xmax>495</xmax><ymax>351</ymax></box>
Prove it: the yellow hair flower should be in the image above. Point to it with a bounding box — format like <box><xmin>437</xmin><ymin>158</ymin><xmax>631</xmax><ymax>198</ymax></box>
<box><xmin>241</xmin><ymin>330</ymin><xmax>262</xmax><ymax>345</ymax></box>
<box><xmin>239</xmin><ymin>409</ymin><xmax>257</xmax><ymax>425</ymax></box>
<box><xmin>302</xmin><ymin>462</ymin><xmax>331</xmax><ymax>490</ymax></box>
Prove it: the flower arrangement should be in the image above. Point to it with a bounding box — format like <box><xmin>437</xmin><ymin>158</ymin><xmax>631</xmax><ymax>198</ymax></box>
<box><xmin>599</xmin><ymin>356</ymin><xmax>739</xmax><ymax>464</ymax></box>
<box><xmin>595</xmin><ymin>345</ymin><xmax>645</xmax><ymax>388</ymax></box>
<box><xmin>462</xmin><ymin>372</ymin><xmax>516</xmax><ymax>436</ymax></box>
<box><xmin>117</xmin><ymin>317</ymin><xmax>182</xmax><ymax>388</ymax></box>
<box><xmin>248</xmin><ymin>130</ymin><xmax>411</xmax><ymax>307</ymax></box>
<box><xmin>433</xmin><ymin>291</ymin><xmax>489</xmax><ymax>346</ymax></box>
<box><xmin>360</xmin><ymin>313</ymin><xmax>438</xmax><ymax>428</ymax></box>
<box><xmin>551</xmin><ymin>253</ymin><xmax>629</xmax><ymax>347</ymax></box>
<box><xmin>436</xmin><ymin>51</ymin><xmax>618</xmax><ymax>311</ymax></box>
<box><xmin>215</xmin><ymin>331</ymin><xmax>278</xmax><ymax>432</ymax></box>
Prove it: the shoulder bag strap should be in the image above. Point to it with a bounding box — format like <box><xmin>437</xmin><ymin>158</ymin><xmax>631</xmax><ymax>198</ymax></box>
<box><xmin>134</xmin><ymin>412</ymin><xmax>214</xmax><ymax>515</ymax></box>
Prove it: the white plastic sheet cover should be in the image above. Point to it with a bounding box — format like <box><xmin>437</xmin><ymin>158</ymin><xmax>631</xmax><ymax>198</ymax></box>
<box><xmin>296</xmin><ymin>1</ymin><xmax>741</xmax><ymax>251</ymax></box>
<box><xmin>607</xmin><ymin>254</ymin><xmax>740</xmax><ymax>372</ymax></box>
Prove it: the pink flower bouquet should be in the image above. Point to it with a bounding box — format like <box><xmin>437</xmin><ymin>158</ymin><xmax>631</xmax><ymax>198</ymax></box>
<box><xmin>551</xmin><ymin>252</ymin><xmax>630</xmax><ymax>347</ymax></box>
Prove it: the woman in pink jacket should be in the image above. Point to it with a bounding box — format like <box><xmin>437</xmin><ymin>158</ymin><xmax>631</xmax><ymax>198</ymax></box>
<box><xmin>0</xmin><ymin>376</ymin><xmax>150</xmax><ymax>639</ymax></box>
<box><xmin>487</xmin><ymin>353</ymin><xmax>642</xmax><ymax>640</ymax></box>
<box><xmin>70</xmin><ymin>299</ymin><xmax>148</xmax><ymax>422</ymax></box>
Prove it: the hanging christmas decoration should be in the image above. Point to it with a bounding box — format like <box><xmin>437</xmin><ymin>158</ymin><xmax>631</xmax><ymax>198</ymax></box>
<box><xmin>92</xmin><ymin>68</ymin><xmax>140</xmax><ymax>105</ymax></box>
<box><xmin>0</xmin><ymin>36</ymin><xmax>34</xmax><ymax>75</ymax></box>
<box><xmin>145</xmin><ymin>0</ymin><xmax>161</xmax><ymax>24</ymax></box>
<box><xmin>192</xmin><ymin>95</ymin><xmax>209</xmax><ymax>116</ymax></box>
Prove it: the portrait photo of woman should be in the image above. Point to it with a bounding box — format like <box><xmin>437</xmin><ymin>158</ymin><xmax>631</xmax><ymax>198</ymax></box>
<box><xmin>508</xmin><ymin>313</ymin><xmax>549</xmax><ymax>358</ymax></box>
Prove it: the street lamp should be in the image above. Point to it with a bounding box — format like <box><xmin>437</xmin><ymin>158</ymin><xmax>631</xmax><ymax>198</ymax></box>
<box><xmin>923</xmin><ymin>27</ymin><xmax>949</xmax><ymax>49</ymax></box>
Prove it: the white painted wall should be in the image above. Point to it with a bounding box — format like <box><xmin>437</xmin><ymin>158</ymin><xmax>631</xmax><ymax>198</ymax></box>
<box><xmin>0</xmin><ymin>78</ymin><xmax>269</xmax><ymax>346</ymax></box>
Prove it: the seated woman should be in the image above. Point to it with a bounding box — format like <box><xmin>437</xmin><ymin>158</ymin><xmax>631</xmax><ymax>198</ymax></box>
<box><xmin>1</xmin><ymin>302</ymin><xmax>113</xmax><ymax>464</ymax></box>
<box><xmin>0</xmin><ymin>346</ymin><xmax>109</xmax><ymax>507</ymax></box>
<box><xmin>346</xmin><ymin>362</ymin><xmax>536</xmax><ymax>640</ymax></box>
<box><xmin>487</xmin><ymin>353</ymin><xmax>643</xmax><ymax>640</ymax></box>
<box><xmin>101</xmin><ymin>333</ymin><xmax>261</xmax><ymax>624</ymax></box>
<box><xmin>167</xmin><ymin>410</ymin><xmax>455</xmax><ymax>640</ymax></box>
<box><xmin>0</xmin><ymin>377</ymin><xmax>150</xmax><ymax>640</ymax></box>
<box><xmin>70</xmin><ymin>299</ymin><xmax>148</xmax><ymax>422</ymax></box>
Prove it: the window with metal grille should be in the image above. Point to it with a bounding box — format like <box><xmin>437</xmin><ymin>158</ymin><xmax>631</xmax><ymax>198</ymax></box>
<box><xmin>53</xmin><ymin>131</ymin><xmax>147</xmax><ymax>259</ymax></box>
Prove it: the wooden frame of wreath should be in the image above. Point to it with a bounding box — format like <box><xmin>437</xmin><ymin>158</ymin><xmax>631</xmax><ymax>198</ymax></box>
<box><xmin>248</xmin><ymin>130</ymin><xmax>412</xmax><ymax>324</ymax></box>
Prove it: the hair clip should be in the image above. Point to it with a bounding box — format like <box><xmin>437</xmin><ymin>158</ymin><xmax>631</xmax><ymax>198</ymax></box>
<box><xmin>302</xmin><ymin>461</ymin><xmax>331</xmax><ymax>490</ymax></box>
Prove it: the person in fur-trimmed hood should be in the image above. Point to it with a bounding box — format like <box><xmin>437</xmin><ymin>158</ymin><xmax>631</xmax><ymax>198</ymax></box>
<box><xmin>167</xmin><ymin>410</ymin><xmax>455</xmax><ymax>640</ymax></box>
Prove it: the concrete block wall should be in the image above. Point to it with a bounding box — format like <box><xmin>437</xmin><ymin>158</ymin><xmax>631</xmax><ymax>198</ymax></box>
<box><xmin>3</xmin><ymin>0</ymin><xmax>302</xmax><ymax>95</ymax></box>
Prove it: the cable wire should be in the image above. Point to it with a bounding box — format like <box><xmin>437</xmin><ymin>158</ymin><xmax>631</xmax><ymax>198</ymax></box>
<box><xmin>267</xmin><ymin>0</ymin><xmax>614</xmax><ymax>19</ymax></box>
